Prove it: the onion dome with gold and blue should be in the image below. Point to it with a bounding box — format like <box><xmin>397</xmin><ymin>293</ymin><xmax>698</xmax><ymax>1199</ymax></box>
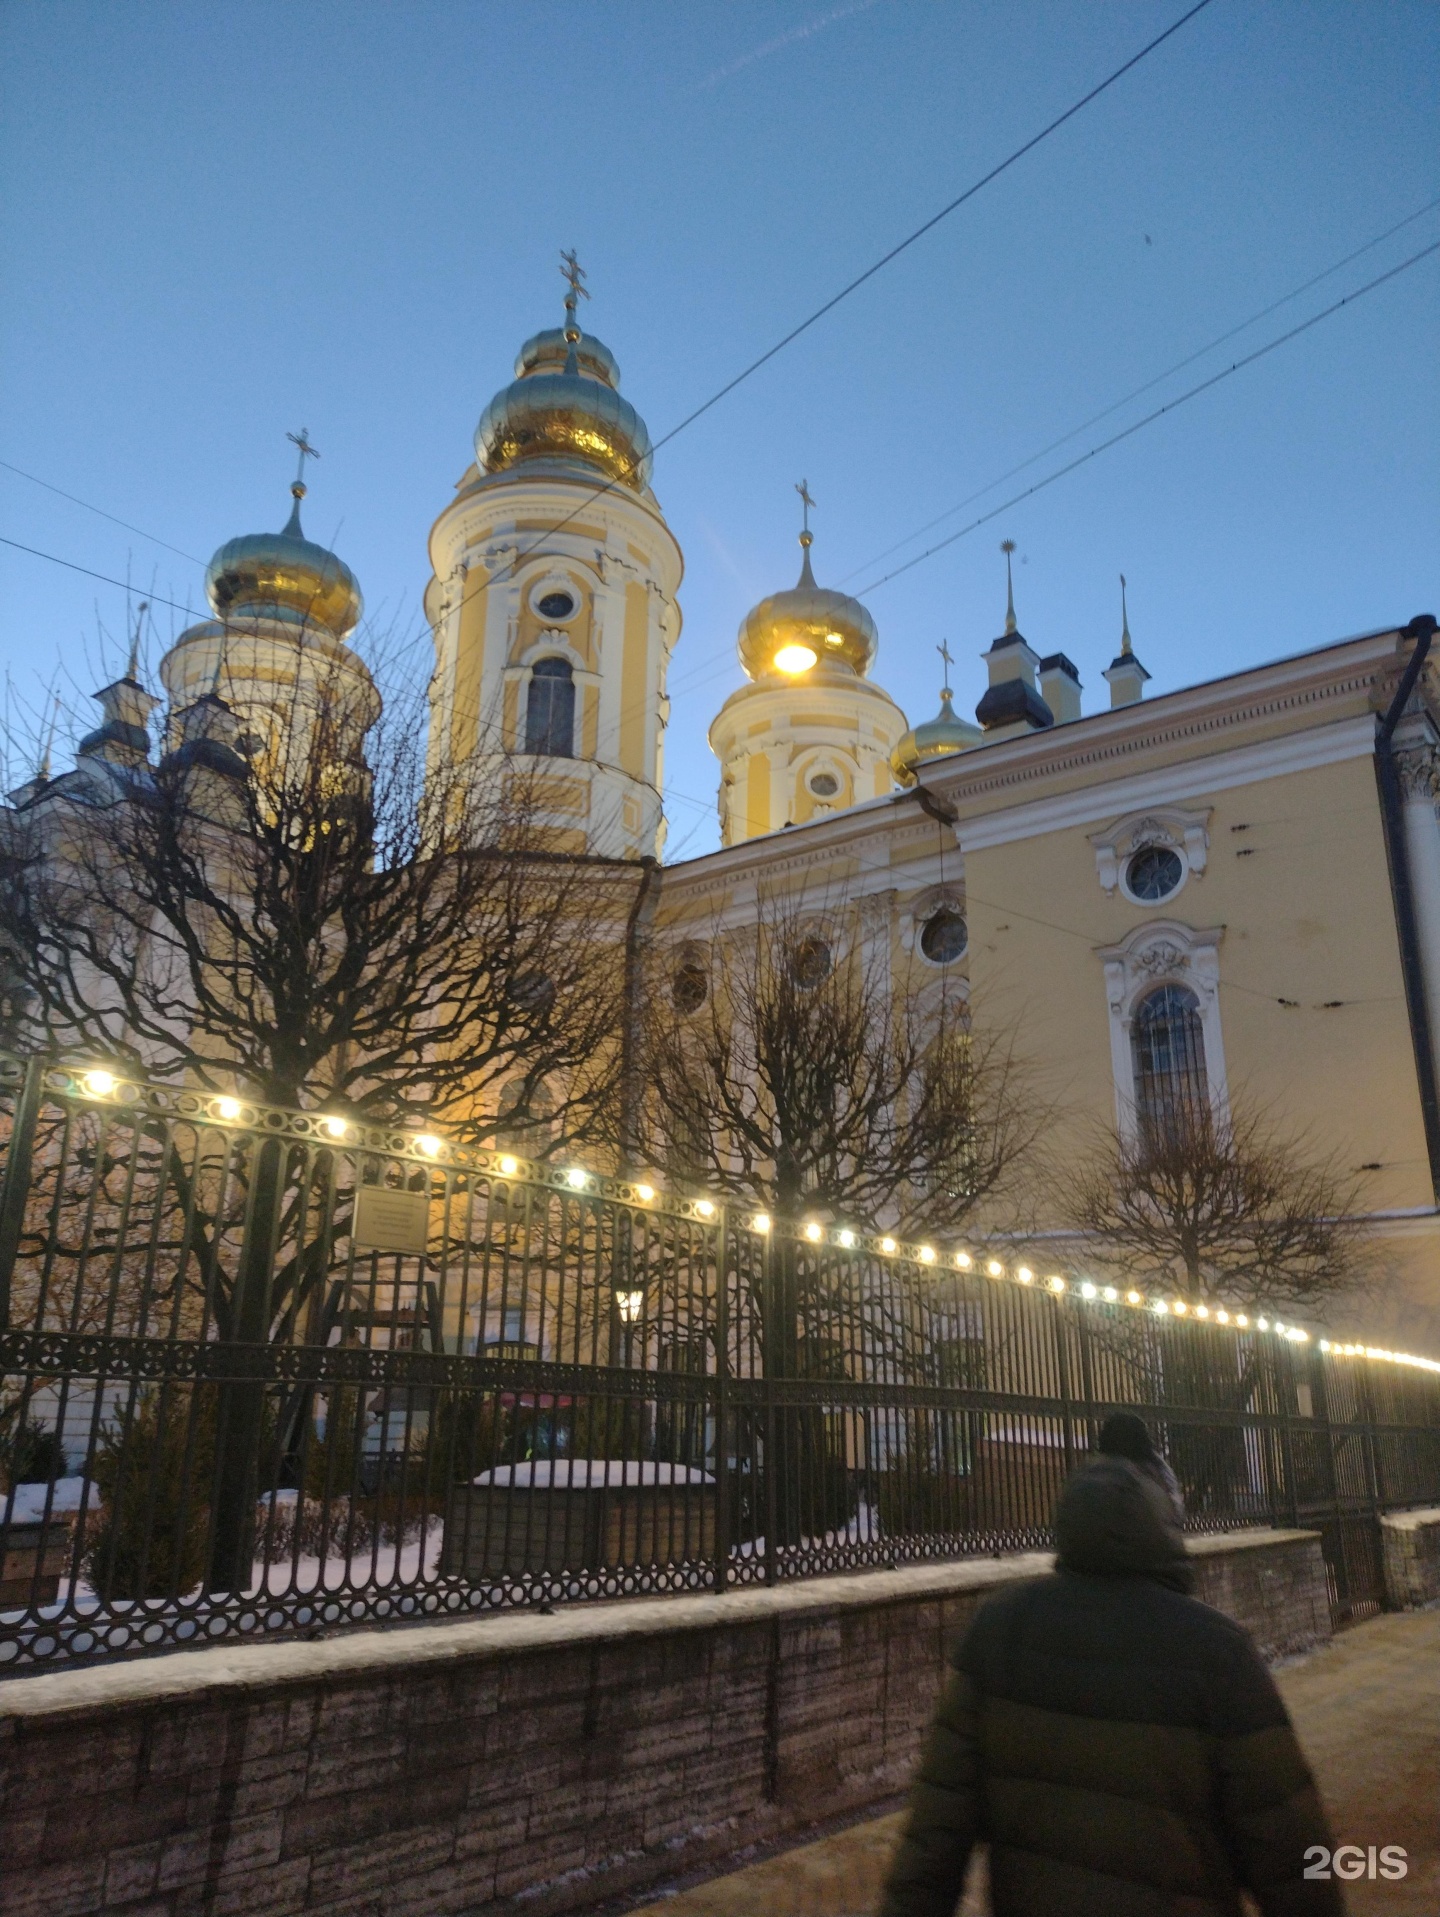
<box><xmin>709</xmin><ymin>490</ymin><xmax>909</xmax><ymax>848</ymax></box>
<box><xmin>736</xmin><ymin>526</ymin><xmax>878</xmax><ymax>681</ymax></box>
<box><xmin>204</xmin><ymin>470</ymin><xmax>362</xmax><ymax>639</ymax></box>
<box><xmin>474</xmin><ymin>259</ymin><xmax>653</xmax><ymax>494</ymax></box>
<box><xmin>891</xmin><ymin>671</ymin><xmax>982</xmax><ymax>787</ymax></box>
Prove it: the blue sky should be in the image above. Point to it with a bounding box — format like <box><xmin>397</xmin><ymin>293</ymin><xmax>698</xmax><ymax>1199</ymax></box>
<box><xmin>1</xmin><ymin>0</ymin><xmax>1436</xmax><ymax>860</ymax></box>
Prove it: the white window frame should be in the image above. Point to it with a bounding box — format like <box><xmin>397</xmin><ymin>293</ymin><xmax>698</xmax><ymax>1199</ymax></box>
<box><xmin>1096</xmin><ymin>919</ymin><xmax>1228</xmax><ymax>1140</ymax></box>
<box><xmin>1090</xmin><ymin>804</ymin><xmax>1211</xmax><ymax>900</ymax></box>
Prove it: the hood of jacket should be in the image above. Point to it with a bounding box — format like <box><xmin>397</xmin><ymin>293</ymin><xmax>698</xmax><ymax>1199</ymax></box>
<box><xmin>1054</xmin><ymin>1455</ymin><xmax>1194</xmax><ymax>1593</ymax></box>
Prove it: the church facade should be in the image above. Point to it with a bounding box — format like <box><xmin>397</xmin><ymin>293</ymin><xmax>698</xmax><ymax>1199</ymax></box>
<box><xmin>22</xmin><ymin>268</ymin><xmax>1440</xmax><ymax>1352</ymax></box>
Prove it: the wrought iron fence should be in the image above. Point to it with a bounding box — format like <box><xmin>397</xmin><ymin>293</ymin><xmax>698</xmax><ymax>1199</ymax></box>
<box><xmin>1</xmin><ymin>1051</ymin><xmax>1438</xmax><ymax>1670</ymax></box>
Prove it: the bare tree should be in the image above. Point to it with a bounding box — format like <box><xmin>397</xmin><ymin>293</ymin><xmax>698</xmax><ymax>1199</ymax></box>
<box><xmin>638</xmin><ymin>893</ymin><xmax>1034</xmax><ymax>1236</ymax></box>
<box><xmin>1065</xmin><ymin>1100</ymin><xmax>1373</xmax><ymax>1315</ymax></box>
<box><xmin>0</xmin><ymin>646</ymin><xmax>629</xmax><ymax>1145</ymax></box>
<box><xmin>636</xmin><ymin>892</ymin><xmax>1040</xmax><ymax>1545</ymax></box>
<box><xmin>0</xmin><ymin>642</ymin><xmax>634</xmax><ymax>1587</ymax></box>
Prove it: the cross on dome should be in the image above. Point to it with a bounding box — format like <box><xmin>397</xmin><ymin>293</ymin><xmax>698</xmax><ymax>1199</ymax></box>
<box><xmin>287</xmin><ymin>427</ymin><xmax>320</xmax><ymax>497</ymax></box>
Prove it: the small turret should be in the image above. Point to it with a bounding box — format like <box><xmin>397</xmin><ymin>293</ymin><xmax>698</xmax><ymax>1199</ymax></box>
<box><xmin>1038</xmin><ymin>652</ymin><xmax>1083</xmax><ymax>724</ymax></box>
<box><xmin>77</xmin><ymin>604</ymin><xmax>158</xmax><ymax>768</ymax></box>
<box><xmin>1104</xmin><ymin>575</ymin><xmax>1151</xmax><ymax>709</ymax></box>
<box><xmin>974</xmin><ymin>541</ymin><xmax>1053</xmax><ymax>735</ymax></box>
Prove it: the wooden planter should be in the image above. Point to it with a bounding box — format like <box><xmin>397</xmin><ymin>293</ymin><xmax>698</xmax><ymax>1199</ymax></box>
<box><xmin>442</xmin><ymin>1463</ymin><xmax>716</xmax><ymax>1581</ymax></box>
<box><xmin>0</xmin><ymin>1520</ymin><xmax>71</xmax><ymax>1607</ymax></box>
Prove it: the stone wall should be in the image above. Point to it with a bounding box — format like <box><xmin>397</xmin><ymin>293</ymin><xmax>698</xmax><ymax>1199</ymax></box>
<box><xmin>0</xmin><ymin>1529</ymin><xmax>1327</xmax><ymax>1917</ymax></box>
<box><xmin>1380</xmin><ymin>1505</ymin><xmax>1440</xmax><ymax>1609</ymax></box>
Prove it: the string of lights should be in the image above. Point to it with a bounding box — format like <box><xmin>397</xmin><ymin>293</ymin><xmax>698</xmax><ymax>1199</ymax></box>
<box><xmin>62</xmin><ymin>1061</ymin><xmax>1440</xmax><ymax>1377</ymax></box>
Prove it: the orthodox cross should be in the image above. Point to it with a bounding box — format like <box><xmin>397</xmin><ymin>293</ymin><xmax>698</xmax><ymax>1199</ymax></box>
<box><xmin>287</xmin><ymin>428</ymin><xmax>320</xmax><ymax>490</ymax></box>
<box><xmin>560</xmin><ymin>249</ymin><xmax>590</xmax><ymax>313</ymax></box>
<box><xmin>795</xmin><ymin>479</ymin><xmax>816</xmax><ymax>534</ymax></box>
<box><xmin>936</xmin><ymin>639</ymin><xmax>954</xmax><ymax>696</ymax></box>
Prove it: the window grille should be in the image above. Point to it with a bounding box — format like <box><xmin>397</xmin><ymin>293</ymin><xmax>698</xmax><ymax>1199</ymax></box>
<box><xmin>524</xmin><ymin>657</ymin><xmax>575</xmax><ymax>757</ymax></box>
<box><xmin>1132</xmin><ymin>982</ymin><xmax>1208</xmax><ymax>1132</ymax></box>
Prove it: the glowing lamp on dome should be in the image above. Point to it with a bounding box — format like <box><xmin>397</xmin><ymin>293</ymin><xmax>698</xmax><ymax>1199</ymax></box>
<box><xmin>774</xmin><ymin>643</ymin><xmax>818</xmax><ymax>675</ymax></box>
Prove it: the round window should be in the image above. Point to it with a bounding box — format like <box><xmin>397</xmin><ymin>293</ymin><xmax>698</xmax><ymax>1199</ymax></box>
<box><xmin>919</xmin><ymin>907</ymin><xmax>968</xmax><ymax>965</ymax></box>
<box><xmin>791</xmin><ymin>936</ymin><xmax>833</xmax><ymax>988</ymax></box>
<box><xmin>673</xmin><ymin>961</ymin><xmax>708</xmax><ymax>1013</ymax></box>
<box><xmin>508</xmin><ymin>969</ymin><xmax>556</xmax><ymax>1013</ymax></box>
<box><xmin>1125</xmin><ymin>845</ymin><xmax>1184</xmax><ymax>903</ymax></box>
<box><xmin>536</xmin><ymin>590</ymin><xmax>576</xmax><ymax>621</ymax></box>
<box><xmin>807</xmin><ymin>770</ymin><xmax>840</xmax><ymax>799</ymax></box>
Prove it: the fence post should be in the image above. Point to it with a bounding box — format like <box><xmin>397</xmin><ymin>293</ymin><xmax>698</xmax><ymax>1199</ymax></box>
<box><xmin>1051</xmin><ymin>1290</ymin><xmax>1076</xmax><ymax>1478</ymax></box>
<box><xmin>0</xmin><ymin>1054</ymin><xmax>45</xmax><ymax>1328</ymax></box>
<box><xmin>713</xmin><ymin>1205</ymin><xmax>731</xmax><ymax>1592</ymax></box>
<box><xmin>207</xmin><ymin>1132</ymin><xmax>283</xmax><ymax>1594</ymax></box>
<box><xmin>762</xmin><ymin>1226</ymin><xmax>778</xmax><ymax>1589</ymax></box>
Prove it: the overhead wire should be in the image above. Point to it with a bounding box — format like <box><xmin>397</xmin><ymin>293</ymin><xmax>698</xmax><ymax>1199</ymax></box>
<box><xmin>840</xmin><ymin>191</ymin><xmax>1440</xmax><ymax>584</ymax></box>
<box><xmin>851</xmin><ymin>234</ymin><xmax>1440</xmax><ymax>598</ymax></box>
<box><xmin>2</xmin><ymin>2</ymin><xmax>1216</xmax><ymax>772</ymax></box>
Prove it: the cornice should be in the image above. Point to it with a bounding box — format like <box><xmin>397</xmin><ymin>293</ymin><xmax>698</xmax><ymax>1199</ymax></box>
<box><xmin>920</xmin><ymin>628</ymin><xmax>1409</xmax><ymax>815</ymax></box>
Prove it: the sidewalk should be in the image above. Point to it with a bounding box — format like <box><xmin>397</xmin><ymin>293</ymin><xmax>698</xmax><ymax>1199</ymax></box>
<box><xmin>627</xmin><ymin>1607</ymin><xmax>1440</xmax><ymax>1917</ymax></box>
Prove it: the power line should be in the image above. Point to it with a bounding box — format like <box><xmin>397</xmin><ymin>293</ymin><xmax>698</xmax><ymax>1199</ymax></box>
<box><xmin>0</xmin><ymin>535</ymin><xmax>207</xmax><ymax>623</ymax></box>
<box><xmin>852</xmin><ymin>235</ymin><xmax>1440</xmax><ymax>598</ymax></box>
<box><xmin>0</xmin><ymin>459</ymin><xmax>206</xmax><ymax>567</ymax></box>
<box><xmin>645</xmin><ymin>0</ymin><xmax>1217</xmax><ymax>466</ymax></box>
<box><xmin>841</xmin><ymin>192</ymin><xmax>1440</xmax><ymax>583</ymax></box>
<box><xmin>401</xmin><ymin>0</ymin><xmax>1218</xmax><ymax>659</ymax></box>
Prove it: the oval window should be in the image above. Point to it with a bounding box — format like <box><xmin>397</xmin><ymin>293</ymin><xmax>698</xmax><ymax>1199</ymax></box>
<box><xmin>537</xmin><ymin>590</ymin><xmax>575</xmax><ymax>621</ymax></box>
<box><xmin>673</xmin><ymin>961</ymin><xmax>708</xmax><ymax>1013</ymax></box>
<box><xmin>1125</xmin><ymin>845</ymin><xmax>1183</xmax><ymax>903</ymax></box>
<box><xmin>791</xmin><ymin>936</ymin><xmax>833</xmax><ymax>988</ymax></box>
<box><xmin>808</xmin><ymin>771</ymin><xmax>840</xmax><ymax>799</ymax></box>
<box><xmin>919</xmin><ymin>907</ymin><xmax>967</xmax><ymax>965</ymax></box>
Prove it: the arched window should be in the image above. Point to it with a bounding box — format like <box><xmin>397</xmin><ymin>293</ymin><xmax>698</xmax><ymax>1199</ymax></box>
<box><xmin>1132</xmin><ymin>983</ymin><xmax>1208</xmax><ymax>1133</ymax></box>
<box><xmin>524</xmin><ymin>657</ymin><xmax>575</xmax><ymax>758</ymax></box>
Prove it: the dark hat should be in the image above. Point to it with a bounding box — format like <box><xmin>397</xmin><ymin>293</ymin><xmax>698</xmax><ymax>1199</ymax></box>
<box><xmin>1054</xmin><ymin>1455</ymin><xmax>1193</xmax><ymax>1594</ymax></box>
<box><xmin>1097</xmin><ymin>1411</ymin><xmax>1158</xmax><ymax>1464</ymax></box>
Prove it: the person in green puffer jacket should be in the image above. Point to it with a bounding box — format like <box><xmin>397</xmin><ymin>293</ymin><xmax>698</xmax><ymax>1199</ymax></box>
<box><xmin>879</xmin><ymin>1455</ymin><xmax>1342</xmax><ymax>1917</ymax></box>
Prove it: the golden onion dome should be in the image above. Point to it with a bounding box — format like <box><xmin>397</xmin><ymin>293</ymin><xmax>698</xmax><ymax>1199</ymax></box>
<box><xmin>514</xmin><ymin>326</ymin><xmax>621</xmax><ymax>389</ymax></box>
<box><xmin>205</xmin><ymin>486</ymin><xmax>363</xmax><ymax>638</ymax></box>
<box><xmin>738</xmin><ymin>533</ymin><xmax>878</xmax><ymax>680</ymax></box>
<box><xmin>476</xmin><ymin>305</ymin><xmax>652</xmax><ymax>493</ymax></box>
<box><xmin>891</xmin><ymin>686</ymin><xmax>983</xmax><ymax>786</ymax></box>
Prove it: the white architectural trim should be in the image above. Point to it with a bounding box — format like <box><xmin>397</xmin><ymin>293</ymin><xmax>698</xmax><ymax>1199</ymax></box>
<box><xmin>955</xmin><ymin>714</ymin><xmax>1375</xmax><ymax>854</ymax></box>
<box><xmin>1095</xmin><ymin>920</ymin><xmax>1228</xmax><ymax>1138</ymax></box>
<box><xmin>1090</xmin><ymin>804</ymin><xmax>1212</xmax><ymax>897</ymax></box>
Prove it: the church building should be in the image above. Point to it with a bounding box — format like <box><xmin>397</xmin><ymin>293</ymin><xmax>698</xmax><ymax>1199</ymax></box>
<box><xmin>26</xmin><ymin>263</ymin><xmax>1440</xmax><ymax>1353</ymax></box>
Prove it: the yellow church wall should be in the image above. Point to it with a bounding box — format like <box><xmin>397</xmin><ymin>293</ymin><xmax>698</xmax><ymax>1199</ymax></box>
<box><xmin>619</xmin><ymin>583</ymin><xmax>649</xmax><ymax>778</ymax></box>
<box><xmin>965</xmin><ymin>754</ymin><xmax>1426</xmax><ymax>1196</ymax></box>
<box><xmin>745</xmin><ymin>754</ymin><xmax>771</xmax><ymax>839</ymax></box>
<box><xmin>581</xmin><ymin>683</ymin><xmax>598</xmax><ymax>759</ymax></box>
<box><xmin>962</xmin><ymin>749</ymin><xmax>1439</xmax><ymax>1340</ymax></box>
<box><xmin>450</xmin><ymin>564</ymin><xmax>490</xmax><ymax>762</ymax></box>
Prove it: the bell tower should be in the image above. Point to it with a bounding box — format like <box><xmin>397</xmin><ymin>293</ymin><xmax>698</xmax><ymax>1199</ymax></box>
<box><xmin>424</xmin><ymin>256</ymin><xmax>683</xmax><ymax>860</ymax></box>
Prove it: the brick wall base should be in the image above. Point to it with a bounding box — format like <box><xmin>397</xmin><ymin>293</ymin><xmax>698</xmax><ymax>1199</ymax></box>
<box><xmin>0</xmin><ymin>1529</ymin><xmax>1328</xmax><ymax>1917</ymax></box>
<box><xmin>1381</xmin><ymin>1506</ymin><xmax>1440</xmax><ymax>1609</ymax></box>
